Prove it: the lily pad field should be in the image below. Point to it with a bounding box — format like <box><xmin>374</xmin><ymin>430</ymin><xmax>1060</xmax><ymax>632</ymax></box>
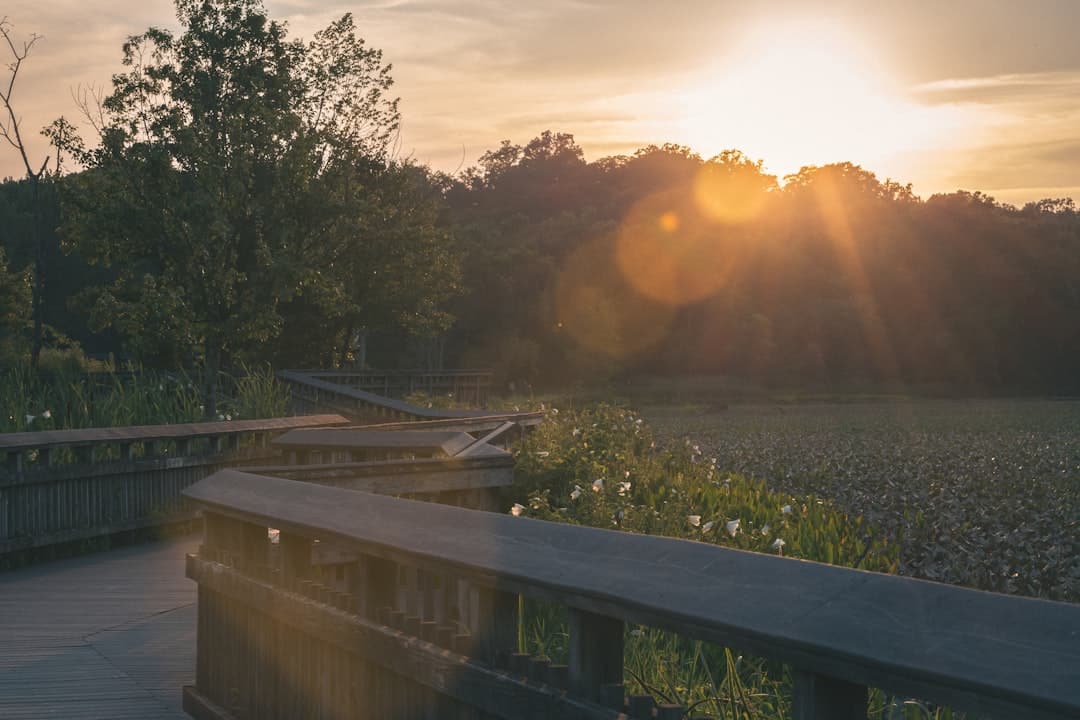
<box><xmin>508</xmin><ymin>398</ymin><xmax>1079</xmax><ymax>718</ymax></box>
<box><xmin>643</xmin><ymin>399</ymin><xmax>1080</xmax><ymax>602</ymax></box>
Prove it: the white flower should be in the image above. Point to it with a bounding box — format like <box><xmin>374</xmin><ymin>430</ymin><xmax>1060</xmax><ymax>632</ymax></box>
<box><xmin>771</xmin><ymin>538</ymin><xmax>786</xmax><ymax>552</ymax></box>
<box><xmin>225</xmin><ymin>414</ymin><xmax>232</xmax><ymax>421</ymax></box>
<box><xmin>618</xmin><ymin>481</ymin><xmax>631</xmax><ymax>496</ymax></box>
<box><xmin>570</xmin><ymin>486</ymin><xmax>583</xmax><ymax>500</ymax></box>
<box><xmin>687</xmin><ymin>514</ymin><xmax>701</xmax><ymax>527</ymax></box>
<box><xmin>781</xmin><ymin>505</ymin><xmax>792</xmax><ymax>515</ymax></box>
<box><xmin>536</xmin><ymin>451</ymin><xmax>550</xmax><ymax>458</ymax></box>
<box><xmin>24</xmin><ymin>414</ymin><xmax>35</xmax><ymax>424</ymax></box>
<box><xmin>702</xmin><ymin>521</ymin><xmax>715</xmax><ymax>533</ymax></box>
<box><xmin>725</xmin><ymin>519</ymin><xmax>740</xmax><ymax>537</ymax></box>
<box><xmin>761</xmin><ymin>524</ymin><xmax>770</xmax><ymax>536</ymax></box>
<box><xmin>42</xmin><ymin>409</ymin><xmax>51</xmax><ymax>419</ymax></box>
<box><xmin>216</xmin><ymin>413</ymin><xmax>225</xmax><ymax>421</ymax></box>
<box><xmin>572</xmin><ymin>428</ymin><xmax>581</xmax><ymax>437</ymax></box>
<box><xmin>592</xmin><ymin>478</ymin><xmax>604</xmax><ymax>492</ymax></box>
<box><xmin>510</xmin><ymin>503</ymin><xmax>525</xmax><ymax>517</ymax></box>
<box><xmin>630</xmin><ymin>628</ymin><xmax>643</xmax><ymax>637</ymax></box>
<box><xmin>551</xmin><ymin>408</ymin><xmax>559</xmax><ymax>415</ymax></box>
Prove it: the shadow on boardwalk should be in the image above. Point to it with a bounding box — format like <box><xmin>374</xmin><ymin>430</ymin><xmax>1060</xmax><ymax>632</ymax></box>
<box><xmin>0</xmin><ymin>536</ymin><xmax>198</xmax><ymax>719</ymax></box>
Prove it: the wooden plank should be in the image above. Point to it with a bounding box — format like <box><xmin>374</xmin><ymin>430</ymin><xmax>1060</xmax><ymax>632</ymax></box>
<box><xmin>250</xmin><ymin>455</ymin><xmax>513</xmax><ymax>496</ymax></box>
<box><xmin>351</xmin><ymin>413</ymin><xmax>544</xmax><ymax>433</ymax></box>
<box><xmin>186</xmin><ymin>556</ymin><xmax>618</xmax><ymax>720</ymax></box>
<box><xmin>568</xmin><ymin>608</ymin><xmax>623</xmax><ymax>703</ymax></box>
<box><xmin>0</xmin><ymin>414</ymin><xmax>349</xmax><ymax>452</ymax></box>
<box><xmin>184</xmin><ymin>470</ymin><xmax>1080</xmax><ymax>720</ymax></box>
<box><xmin>278</xmin><ymin>370</ymin><xmax>493</xmax><ymax>420</ymax></box>
<box><xmin>454</xmin><ymin>421</ymin><xmax>517</xmax><ymax>457</ymax></box>
<box><xmin>792</xmin><ymin>670</ymin><xmax>867</xmax><ymax>720</ymax></box>
<box><xmin>0</xmin><ymin>537</ymin><xmax>197</xmax><ymax>720</ymax></box>
<box><xmin>272</xmin><ymin>428</ymin><xmax>475</xmax><ymax>457</ymax></box>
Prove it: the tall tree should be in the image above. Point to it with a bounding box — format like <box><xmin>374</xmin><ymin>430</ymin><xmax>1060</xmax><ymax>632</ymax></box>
<box><xmin>0</xmin><ymin>18</ymin><xmax>68</xmax><ymax>366</ymax></box>
<box><xmin>61</xmin><ymin>0</ymin><xmax>403</xmax><ymax>413</ymax></box>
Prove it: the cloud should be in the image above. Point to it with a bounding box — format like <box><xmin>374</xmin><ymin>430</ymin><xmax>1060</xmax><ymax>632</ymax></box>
<box><xmin>914</xmin><ymin>71</ymin><xmax>1080</xmax><ymax>107</ymax></box>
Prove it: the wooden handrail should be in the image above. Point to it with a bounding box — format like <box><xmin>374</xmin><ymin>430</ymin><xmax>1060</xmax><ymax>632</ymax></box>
<box><xmin>0</xmin><ymin>415</ymin><xmax>348</xmax><ymax>558</ymax></box>
<box><xmin>0</xmin><ymin>414</ymin><xmax>349</xmax><ymax>453</ymax></box>
<box><xmin>184</xmin><ymin>469</ymin><xmax>1080</xmax><ymax>720</ymax></box>
<box><xmin>278</xmin><ymin>370</ymin><xmax>493</xmax><ymax>419</ymax></box>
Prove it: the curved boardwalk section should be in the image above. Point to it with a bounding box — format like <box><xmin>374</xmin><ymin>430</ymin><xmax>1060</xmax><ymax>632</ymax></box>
<box><xmin>0</xmin><ymin>536</ymin><xmax>198</xmax><ymax>719</ymax></box>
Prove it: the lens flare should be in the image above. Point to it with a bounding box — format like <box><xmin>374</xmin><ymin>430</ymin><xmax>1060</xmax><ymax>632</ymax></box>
<box><xmin>692</xmin><ymin>163</ymin><xmax>768</xmax><ymax>223</ymax></box>
<box><xmin>615</xmin><ymin>192</ymin><xmax>737</xmax><ymax>306</ymax></box>
<box><xmin>555</xmin><ymin>235</ymin><xmax>674</xmax><ymax>358</ymax></box>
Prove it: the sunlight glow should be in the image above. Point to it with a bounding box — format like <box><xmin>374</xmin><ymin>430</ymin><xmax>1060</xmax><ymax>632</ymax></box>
<box><xmin>675</xmin><ymin>19</ymin><xmax>966</xmax><ymax>178</ymax></box>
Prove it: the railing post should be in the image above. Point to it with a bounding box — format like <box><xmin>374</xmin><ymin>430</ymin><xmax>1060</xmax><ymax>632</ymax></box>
<box><xmin>474</xmin><ymin>585</ymin><xmax>518</xmax><ymax>666</ymax></box>
<box><xmin>792</xmin><ymin>669</ymin><xmax>866</xmax><ymax>720</ymax></box>
<box><xmin>567</xmin><ymin>607</ymin><xmax>624</xmax><ymax>705</ymax></box>
<box><xmin>279</xmin><ymin>531</ymin><xmax>312</xmax><ymax>587</ymax></box>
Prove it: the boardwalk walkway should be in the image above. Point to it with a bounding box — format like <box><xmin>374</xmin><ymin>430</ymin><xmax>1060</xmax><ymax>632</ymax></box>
<box><xmin>0</xmin><ymin>537</ymin><xmax>198</xmax><ymax>719</ymax></box>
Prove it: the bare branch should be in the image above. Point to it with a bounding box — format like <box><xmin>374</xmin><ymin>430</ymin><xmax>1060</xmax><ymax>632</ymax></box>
<box><xmin>0</xmin><ymin>17</ymin><xmax>45</xmax><ymax>179</ymax></box>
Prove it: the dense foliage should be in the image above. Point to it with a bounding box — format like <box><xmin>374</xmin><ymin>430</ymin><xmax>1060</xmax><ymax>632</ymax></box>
<box><xmin>3</xmin><ymin>3</ymin><xmax>1080</xmax><ymax>406</ymax></box>
<box><xmin>447</xmin><ymin>139</ymin><xmax>1080</xmax><ymax>394</ymax></box>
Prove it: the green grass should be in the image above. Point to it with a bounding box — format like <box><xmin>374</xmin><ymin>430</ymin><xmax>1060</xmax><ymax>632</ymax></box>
<box><xmin>0</xmin><ymin>364</ymin><xmax>290</xmax><ymax>433</ymax></box>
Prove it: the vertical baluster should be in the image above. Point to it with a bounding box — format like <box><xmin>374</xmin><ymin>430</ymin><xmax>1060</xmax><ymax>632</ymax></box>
<box><xmin>473</xmin><ymin>585</ymin><xmax>517</xmax><ymax>667</ymax></box>
<box><xmin>567</xmin><ymin>607</ymin><xmax>624</xmax><ymax>704</ymax></box>
<box><xmin>792</xmin><ymin>669</ymin><xmax>866</xmax><ymax>720</ymax></box>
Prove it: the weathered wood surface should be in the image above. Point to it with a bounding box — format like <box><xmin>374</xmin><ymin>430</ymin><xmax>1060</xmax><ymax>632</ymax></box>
<box><xmin>273</xmin><ymin>428</ymin><xmax>476</xmax><ymax>457</ymax></box>
<box><xmin>302</xmin><ymin>368</ymin><xmax>493</xmax><ymax>405</ymax></box>
<box><xmin>279</xmin><ymin>369</ymin><xmax>494</xmax><ymax>420</ymax></box>
<box><xmin>184</xmin><ymin>554</ymin><xmax>620</xmax><ymax>720</ymax></box>
<box><xmin>0</xmin><ymin>414</ymin><xmax>348</xmax><ymax>558</ymax></box>
<box><xmin>0</xmin><ymin>414</ymin><xmax>348</xmax><ymax>452</ymax></box>
<box><xmin>352</xmin><ymin>412</ymin><xmax>544</xmax><ymax>433</ymax></box>
<box><xmin>0</xmin><ymin>536</ymin><xmax>198</xmax><ymax>719</ymax></box>
<box><xmin>249</xmin><ymin>454</ymin><xmax>513</xmax><ymax>501</ymax></box>
<box><xmin>185</xmin><ymin>470</ymin><xmax>1080</xmax><ymax>720</ymax></box>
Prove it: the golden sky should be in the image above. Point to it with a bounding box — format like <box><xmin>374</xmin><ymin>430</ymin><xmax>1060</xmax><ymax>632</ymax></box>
<box><xmin>3</xmin><ymin>0</ymin><xmax>1079</xmax><ymax>205</ymax></box>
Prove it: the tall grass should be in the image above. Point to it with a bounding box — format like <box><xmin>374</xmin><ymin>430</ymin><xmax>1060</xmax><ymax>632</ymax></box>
<box><xmin>0</xmin><ymin>364</ymin><xmax>289</xmax><ymax>433</ymax></box>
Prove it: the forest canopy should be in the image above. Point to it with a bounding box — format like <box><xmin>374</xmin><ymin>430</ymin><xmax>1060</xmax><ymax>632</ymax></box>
<box><xmin>2</xmin><ymin>2</ymin><xmax>1079</xmax><ymax>397</ymax></box>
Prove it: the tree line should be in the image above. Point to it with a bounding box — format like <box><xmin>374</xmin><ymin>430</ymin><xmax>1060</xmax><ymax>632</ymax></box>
<box><xmin>2</xmin><ymin>0</ymin><xmax>1079</xmax><ymax>401</ymax></box>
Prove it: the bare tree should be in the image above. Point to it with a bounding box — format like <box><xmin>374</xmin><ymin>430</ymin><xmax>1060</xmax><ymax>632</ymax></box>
<box><xmin>0</xmin><ymin>17</ymin><xmax>50</xmax><ymax>366</ymax></box>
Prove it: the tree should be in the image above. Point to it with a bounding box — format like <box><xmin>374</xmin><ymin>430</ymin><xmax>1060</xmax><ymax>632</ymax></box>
<box><xmin>61</xmin><ymin>0</ymin><xmax>404</xmax><ymax>413</ymax></box>
<box><xmin>0</xmin><ymin>18</ymin><xmax>70</xmax><ymax>366</ymax></box>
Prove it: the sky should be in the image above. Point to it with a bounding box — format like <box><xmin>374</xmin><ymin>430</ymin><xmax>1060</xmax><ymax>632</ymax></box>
<box><xmin>3</xmin><ymin>0</ymin><xmax>1079</xmax><ymax>206</ymax></box>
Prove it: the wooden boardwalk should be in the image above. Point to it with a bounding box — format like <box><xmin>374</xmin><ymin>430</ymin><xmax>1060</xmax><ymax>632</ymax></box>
<box><xmin>0</xmin><ymin>536</ymin><xmax>199</xmax><ymax>719</ymax></box>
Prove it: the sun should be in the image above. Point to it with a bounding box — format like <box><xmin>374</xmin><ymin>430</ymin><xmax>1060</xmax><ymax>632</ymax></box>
<box><xmin>674</xmin><ymin>19</ymin><xmax>956</xmax><ymax>177</ymax></box>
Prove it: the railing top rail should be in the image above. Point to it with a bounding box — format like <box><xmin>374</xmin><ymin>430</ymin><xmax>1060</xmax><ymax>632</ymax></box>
<box><xmin>0</xmin><ymin>414</ymin><xmax>349</xmax><ymax>452</ymax></box>
<box><xmin>277</xmin><ymin>370</ymin><xmax>498</xmax><ymax>419</ymax></box>
<box><xmin>247</xmin><ymin>451</ymin><xmax>514</xmax><ymax>477</ymax></box>
<box><xmin>185</xmin><ymin>470</ymin><xmax>1080</xmax><ymax>720</ymax></box>
<box><xmin>351</xmin><ymin>412</ymin><xmax>544</xmax><ymax>432</ymax></box>
<box><xmin>296</xmin><ymin>368</ymin><xmax>493</xmax><ymax>378</ymax></box>
<box><xmin>273</xmin><ymin>428</ymin><xmax>475</xmax><ymax>455</ymax></box>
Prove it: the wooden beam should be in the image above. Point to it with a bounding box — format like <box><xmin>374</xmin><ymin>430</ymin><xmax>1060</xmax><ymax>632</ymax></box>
<box><xmin>183</xmin><ymin>470</ymin><xmax>1080</xmax><ymax>720</ymax></box>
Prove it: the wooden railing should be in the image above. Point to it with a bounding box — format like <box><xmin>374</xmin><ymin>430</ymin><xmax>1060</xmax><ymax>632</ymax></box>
<box><xmin>0</xmin><ymin>415</ymin><xmax>347</xmax><ymax>557</ymax></box>
<box><xmin>249</xmin><ymin>453</ymin><xmax>514</xmax><ymax>512</ymax></box>
<box><xmin>182</xmin><ymin>470</ymin><xmax>1080</xmax><ymax>720</ymax></box>
<box><xmin>295</xmin><ymin>368</ymin><xmax>493</xmax><ymax>406</ymax></box>
<box><xmin>278</xmin><ymin>370</ymin><xmax>542</xmax><ymax>428</ymax></box>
